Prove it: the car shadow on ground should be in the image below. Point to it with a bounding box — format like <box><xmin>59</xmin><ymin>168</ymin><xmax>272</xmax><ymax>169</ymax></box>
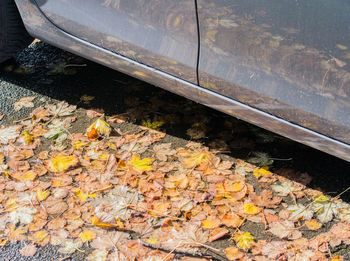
<box><xmin>1</xmin><ymin>41</ymin><xmax>350</xmax><ymax>204</ymax></box>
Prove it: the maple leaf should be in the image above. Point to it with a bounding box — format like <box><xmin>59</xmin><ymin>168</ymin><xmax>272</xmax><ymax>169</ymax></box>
<box><xmin>87</xmin><ymin>118</ymin><xmax>111</xmax><ymax>137</ymax></box>
<box><xmin>128</xmin><ymin>155</ymin><xmax>153</xmax><ymax>172</ymax></box>
<box><xmin>312</xmin><ymin>196</ymin><xmax>339</xmax><ymax>223</ymax></box>
<box><xmin>48</xmin><ymin>155</ymin><xmax>78</xmax><ymax>172</ymax></box>
<box><xmin>153</xmin><ymin>143</ymin><xmax>176</xmax><ymax>161</ymax></box>
<box><xmin>268</xmin><ymin>220</ymin><xmax>302</xmax><ymax>240</ymax></box>
<box><xmin>233</xmin><ymin>231</ymin><xmax>255</xmax><ymax>250</ymax></box>
<box><xmin>179</xmin><ymin>150</ymin><xmax>214</xmax><ymax>169</ymax></box>
<box><xmin>0</xmin><ymin>126</ymin><xmax>20</xmax><ymax>144</ymax></box>
<box><xmin>250</xmin><ymin>190</ymin><xmax>282</xmax><ymax>208</ymax></box>
<box><xmin>13</xmin><ymin>96</ymin><xmax>35</xmax><ymax>111</ymax></box>
<box><xmin>91</xmin><ymin>231</ymin><xmax>129</xmax><ymax>250</ymax></box>
<box><xmin>87</xmin><ymin>249</ymin><xmax>108</xmax><ymax>261</ymax></box>
<box><xmin>80</xmin><ymin>230</ymin><xmax>97</xmax><ymax>243</ymax></box>
<box><xmin>287</xmin><ymin>204</ymin><xmax>314</xmax><ymax>221</ymax></box>
<box><xmin>46</xmin><ymin>101</ymin><xmax>76</xmax><ymax>117</ymax></box>
<box><xmin>20</xmin><ymin>244</ymin><xmax>37</xmax><ymax>257</ymax></box>
<box><xmin>58</xmin><ymin>239</ymin><xmax>82</xmax><ymax>254</ymax></box>
<box><xmin>271</xmin><ymin>181</ymin><xmax>303</xmax><ymax>197</ymax></box>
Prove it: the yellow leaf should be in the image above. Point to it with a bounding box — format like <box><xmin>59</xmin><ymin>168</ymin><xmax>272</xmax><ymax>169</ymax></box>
<box><xmin>73</xmin><ymin>140</ymin><xmax>90</xmax><ymax>149</ymax></box>
<box><xmin>11</xmin><ymin>170</ymin><xmax>37</xmax><ymax>181</ymax></box>
<box><xmin>128</xmin><ymin>155</ymin><xmax>153</xmax><ymax>172</ymax></box>
<box><xmin>305</xmin><ymin>219</ymin><xmax>322</xmax><ymax>231</ymax></box>
<box><xmin>79</xmin><ymin>230</ymin><xmax>96</xmax><ymax>243</ymax></box>
<box><xmin>36</xmin><ymin>188</ymin><xmax>50</xmax><ymax>201</ymax></box>
<box><xmin>253</xmin><ymin>166</ymin><xmax>272</xmax><ymax>178</ymax></box>
<box><xmin>145</xmin><ymin>236</ymin><xmax>159</xmax><ymax>245</ymax></box>
<box><xmin>75</xmin><ymin>189</ymin><xmax>98</xmax><ymax>203</ymax></box>
<box><xmin>313</xmin><ymin>195</ymin><xmax>330</xmax><ymax>203</ymax></box>
<box><xmin>48</xmin><ymin>155</ymin><xmax>78</xmax><ymax>172</ymax></box>
<box><xmin>201</xmin><ymin>216</ymin><xmax>221</xmax><ymax>229</ymax></box>
<box><xmin>141</xmin><ymin>119</ymin><xmax>164</xmax><ymax>130</ymax></box>
<box><xmin>108</xmin><ymin>142</ymin><xmax>116</xmax><ymax>150</ymax></box>
<box><xmin>243</xmin><ymin>203</ymin><xmax>261</xmax><ymax>215</ymax></box>
<box><xmin>182</xmin><ymin>151</ymin><xmax>213</xmax><ymax>169</ymax></box>
<box><xmin>21</xmin><ymin>130</ymin><xmax>34</xmax><ymax>145</ymax></box>
<box><xmin>233</xmin><ymin>232</ymin><xmax>255</xmax><ymax>250</ymax></box>
<box><xmin>87</xmin><ymin>118</ymin><xmax>111</xmax><ymax>137</ymax></box>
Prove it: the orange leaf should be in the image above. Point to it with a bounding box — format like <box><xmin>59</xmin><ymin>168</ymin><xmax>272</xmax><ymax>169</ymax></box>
<box><xmin>87</xmin><ymin>128</ymin><xmax>99</xmax><ymax>141</ymax></box>
<box><xmin>221</xmin><ymin>213</ymin><xmax>243</xmax><ymax>228</ymax></box>
<box><xmin>225</xmin><ymin>246</ymin><xmax>244</xmax><ymax>260</ymax></box>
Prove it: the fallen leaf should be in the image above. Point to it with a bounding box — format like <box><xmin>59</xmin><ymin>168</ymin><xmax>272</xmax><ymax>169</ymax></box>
<box><xmin>11</xmin><ymin>170</ymin><xmax>37</xmax><ymax>181</ymax></box>
<box><xmin>36</xmin><ymin>188</ymin><xmax>50</xmax><ymax>201</ymax></box>
<box><xmin>225</xmin><ymin>246</ymin><xmax>244</xmax><ymax>260</ymax></box>
<box><xmin>243</xmin><ymin>203</ymin><xmax>261</xmax><ymax>215</ymax></box>
<box><xmin>42</xmin><ymin>197</ymin><xmax>68</xmax><ymax>215</ymax></box>
<box><xmin>29</xmin><ymin>230</ymin><xmax>50</xmax><ymax>246</ymax></box>
<box><xmin>233</xmin><ymin>231</ymin><xmax>255</xmax><ymax>250</ymax></box>
<box><xmin>58</xmin><ymin>239</ymin><xmax>82</xmax><ymax>254</ymax></box>
<box><xmin>51</xmin><ymin>174</ymin><xmax>72</xmax><ymax>187</ymax></box>
<box><xmin>221</xmin><ymin>213</ymin><xmax>242</xmax><ymax>228</ymax></box>
<box><xmin>87</xmin><ymin>118</ymin><xmax>111</xmax><ymax>137</ymax></box>
<box><xmin>13</xmin><ymin>96</ymin><xmax>35</xmax><ymax>111</ymax></box>
<box><xmin>48</xmin><ymin>155</ymin><xmax>78</xmax><ymax>172</ymax></box>
<box><xmin>46</xmin><ymin>101</ymin><xmax>76</xmax><ymax>117</ymax></box>
<box><xmin>128</xmin><ymin>155</ymin><xmax>153</xmax><ymax>172</ymax></box>
<box><xmin>20</xmin><ymin>244</ymin><xmax>37</xmax><ymax>256</ymax></box>
<box><xmin>153</xmin><ymin>143</ymin><xmax>176</xmax><ymax>161</ymax></box>
<box><xmin>208</xmin><ymin>227</ymin><xmax>229</xmax><ymax>242</ymax></box>
<box><xmin>201</xmin><ymin>215</ymin><xmax>221</xmax><ymax>229</ymax></box>
<box><xmin>0</xmin><ymin>126</ymin><xmax>20</xmax><ymax>144</ymax></box>
<box><xmin>268</xmin><ymin>220</ymin><xmax>302</xmax><ymax>240</ymax></box>
<box><xmin>80</xmin><ymin>230</ymin><xmax>97</xmax><ymax>243</ymax></box>
<box><xmin>305</xmin><ymin>219</ymin><xmax>322</xmax><ymax>230</ymax></box>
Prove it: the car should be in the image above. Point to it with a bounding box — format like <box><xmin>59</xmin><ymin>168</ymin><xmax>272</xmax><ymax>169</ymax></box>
<box><xmin>2</xmin><ymin>0</ymin><xmax>350</xmax><ymax>162</ymax></box>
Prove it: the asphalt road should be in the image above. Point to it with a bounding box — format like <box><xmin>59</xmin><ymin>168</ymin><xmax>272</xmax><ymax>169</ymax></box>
<box><xmin>0</xmin><ymin>41</ymin><xmax>350</xmax><ymax>260</ymax></box>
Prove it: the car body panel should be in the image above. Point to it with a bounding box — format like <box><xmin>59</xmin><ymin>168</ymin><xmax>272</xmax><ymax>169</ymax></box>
<box><xmin>198</xmin><ymin>0</ymin><xmax>350</xmax><ymax>144</ymax></box>
<box><xmin>14</xmin><ymin>0</ymin><xmax>350</xmax><ymax>162</ymax></box>
<box><xmin>34</xmin><ymin>0</ymin><xmax>198</xmax><ymax>83</ymax></box>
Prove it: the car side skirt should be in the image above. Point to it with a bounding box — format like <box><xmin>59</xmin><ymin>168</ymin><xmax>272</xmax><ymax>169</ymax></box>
<box><xmin>15</xmin><ymin>0</ymin><xmax>350</xmax><ymax>162</ymax></box>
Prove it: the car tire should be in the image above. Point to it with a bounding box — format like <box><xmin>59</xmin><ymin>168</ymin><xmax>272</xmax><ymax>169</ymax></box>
<box><xmin>0</xmin><ymin>0</ymin><xmax>33</xmax><ymax>63</ymax></box>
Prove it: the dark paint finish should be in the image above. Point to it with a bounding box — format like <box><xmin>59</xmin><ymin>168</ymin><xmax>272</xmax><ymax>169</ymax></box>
<box><xmin>14</xmin><ymin>0</ymin><xmax>350</xmax><ymax>162</ymax></box>
<box><xmin>198</xmin><ymin>0</ymin><xmax>350</xmax><ymax>144</ymax></box>
<box><xmin>35</xmin><ymin>0</ymin><xmax>198</xmax><ymax>83</ymax></box>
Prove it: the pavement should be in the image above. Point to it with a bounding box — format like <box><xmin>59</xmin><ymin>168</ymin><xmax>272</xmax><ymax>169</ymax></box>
<box><xmin>0</xmin><ymin>41</ymin><xmax>349</xmax><ymax>260</ymax></box>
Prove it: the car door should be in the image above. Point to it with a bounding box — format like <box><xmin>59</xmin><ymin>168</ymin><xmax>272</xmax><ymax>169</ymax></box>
<box><xmin>197</xmin><ymin>0</ymin><xmax>350</xmax><ymax>144</ymax></box>
<box><xmin>34</xmin><ymin>0</ymin><xmax>198</xmax><ymax>83</ymax></box>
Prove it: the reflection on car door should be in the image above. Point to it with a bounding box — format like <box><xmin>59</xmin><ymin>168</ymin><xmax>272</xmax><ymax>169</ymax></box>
<box><xmin>197</xmin><ymin>0</ymin><xmax>350</xmax><ymax>144</ymax></box>
<box><xmin>35</xmin><ymin>0</ymin><xmax>198</xmax><ymax>83</ymax></box>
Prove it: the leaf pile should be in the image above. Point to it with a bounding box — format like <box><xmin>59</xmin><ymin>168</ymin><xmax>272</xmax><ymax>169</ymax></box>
<box><xmin>0</xmin><ymin>97</ymin><xmax>349</xmax><ymax>260</ymax></box>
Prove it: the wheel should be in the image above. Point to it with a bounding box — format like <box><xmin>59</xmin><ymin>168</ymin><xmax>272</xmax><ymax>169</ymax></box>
<box><xmin>0</xmin><ymin>0</ymin><xmax>33</xmax><ymax>63</ymax></box>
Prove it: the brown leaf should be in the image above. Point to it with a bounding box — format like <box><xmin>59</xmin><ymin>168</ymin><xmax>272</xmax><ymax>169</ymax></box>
<box><xmin>20</xmin><ymin>244</ymin><xmax>37</xmax><ymax>257</ymax></box>
<box><xmin>47</xmin><ymin>217</ymin><xmax>66</xmax><ymax>230</ymax></box>
<box><xmin>208</xmin><ymin>227</ymin><xmax>229</xmax><ymax>242</ymax></box>
<box><xmin>250</xmin><ymin>190</ymin><xmax>282</xmax><ymax>208</ymax></box>
<box><xmin>42</xmin><ymin>197</ymin><xmax>68</xmax><ymax>215</ymax></box>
